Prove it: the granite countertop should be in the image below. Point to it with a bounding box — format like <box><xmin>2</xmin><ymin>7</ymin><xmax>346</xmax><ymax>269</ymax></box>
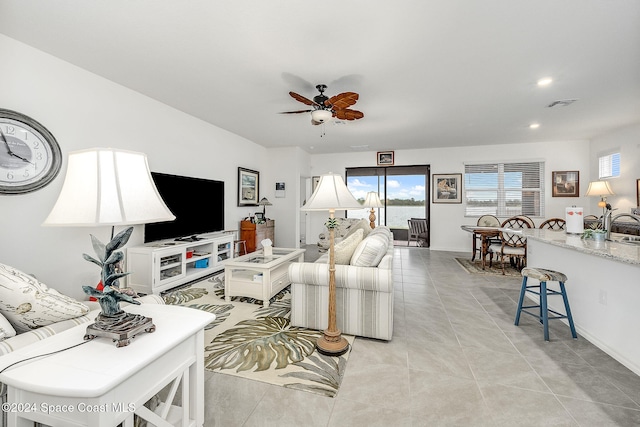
<box><xmin>523</xmin><ymin>228</ymin><xmax>640</xmax><ymax>266</ymax></box>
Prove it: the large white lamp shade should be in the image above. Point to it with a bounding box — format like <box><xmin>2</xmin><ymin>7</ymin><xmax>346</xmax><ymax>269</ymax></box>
<box><xmin>302</xmin><ymin>173</ymin><xmax>362</xmax><ymax>211</ymax></box>
<box><xmin>43</xmin><ymin>148</ymin><xmax>175</xmax><ymax>226</ymax></box>
<box><xmin>585</xmin><ymin>180</ymin><xmax>615</xmax><ymax>199</ymax></box>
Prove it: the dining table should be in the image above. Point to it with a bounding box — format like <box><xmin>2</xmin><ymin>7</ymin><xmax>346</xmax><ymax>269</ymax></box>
<box><xmin>460</xmin><ymin>225</ymin><xmax>502</xmax><ymax>269</ymax></box>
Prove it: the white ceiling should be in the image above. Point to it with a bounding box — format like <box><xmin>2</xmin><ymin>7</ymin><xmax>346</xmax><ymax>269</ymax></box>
<box><xmin>1</xmin><ymin>1</ymin><xmax>639</xmax><ymax>154</ymax></box>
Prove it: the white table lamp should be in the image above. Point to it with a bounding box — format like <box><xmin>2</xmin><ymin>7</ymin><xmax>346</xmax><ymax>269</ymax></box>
<box><xmin>585</xmin><ymin>180</ymin><xmax>615</xmax><ymax>229</ymax></box>
<box><xmin>43</xmin><ymin>148</ymin><xmax>175</xmax><ymax>346</ymax></box>
<box><xmin>363</xmin><ymin>191</ymin><xmax>384</xmax><ymax>228</ymax></box>
<box><xmin>301</xmin><ymin>173</ymin><xmax>362</xmax><ymax>356</ymax></box>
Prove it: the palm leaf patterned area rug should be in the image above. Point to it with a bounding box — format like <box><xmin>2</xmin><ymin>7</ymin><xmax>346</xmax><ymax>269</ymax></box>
<box><xmin>162</xmin><ymin>274</ymin><xmax>353</xmax><ymax>398</ymax></box>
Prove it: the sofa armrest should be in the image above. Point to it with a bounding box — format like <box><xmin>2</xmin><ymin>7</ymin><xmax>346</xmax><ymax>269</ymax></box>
<box><xmin>0</xmin><ymin>294</ymin><xmax>165</xmax><ymax>357</ymax></box>
<box><xmin>288</xmin><ymin>262</ymin><xmax>393</xmax><ymax>293</ymax></box>
<box><xmin>0</xmin><ymin>311</ymin><xmax>98</xmax><ymax>357</ymax></box>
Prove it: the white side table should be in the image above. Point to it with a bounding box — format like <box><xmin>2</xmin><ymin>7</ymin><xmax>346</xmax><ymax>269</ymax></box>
<box><xmin>0</xmin><ymin>304</ymin><xmax>214</xmax><ymax>427</ymax></box>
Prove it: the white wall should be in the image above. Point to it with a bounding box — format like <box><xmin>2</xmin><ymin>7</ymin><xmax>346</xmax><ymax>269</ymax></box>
<box><xmin>589</xmin><ymin>123</ymin><xmax>640</xmax><ymax>214</ymax></box>
<box><xmin>0</xmin><ymin>35</ymin><xmax>269</xmax><ymax>300</ymax></box>
<box><xmin>310</xmin><ymin>140</ymin><xmax>593</xmax><ymax>252</ymax></box>
<box><xmin>263</xmin><ymin>146</ymin><xmax>310</xmax><ymax>249</ymax></box>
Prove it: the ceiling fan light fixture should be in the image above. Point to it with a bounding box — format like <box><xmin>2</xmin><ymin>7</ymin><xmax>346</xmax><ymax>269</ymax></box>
<box><xmin>311</xmin><ymin>109</ymin><xmax>333</xmax><ymax>123</ymax></box>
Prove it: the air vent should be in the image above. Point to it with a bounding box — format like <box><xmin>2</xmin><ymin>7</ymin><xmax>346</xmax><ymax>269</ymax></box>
<box><xmin>547</xmin><ymin>99</ymin><xmax>579</xmax><ymax>108</ymax></box>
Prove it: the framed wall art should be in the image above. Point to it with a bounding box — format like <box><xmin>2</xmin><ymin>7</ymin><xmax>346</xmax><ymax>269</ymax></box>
<box><xmin>238</xmin><ymin>167</ymin><xmax>259</xmax><ymax>206</ymax></box>
<box><xmin>433</xmin><ymin>173</ymin><xmax>462</xmax><ymax>203</ymax></box>
<box><xmin>312</xmin><ymin>176</ymin><xmax>320</xmax><ymax>193</ymax></box>
<box><xmin>552</xmin><ymin>171</ymin><xmax>579</xmax><ymax>197</ymax></box>
<box><xmin>377</xmin><ymin>151</ymin><xmax>394</xmax><ymax>166</ymax></box>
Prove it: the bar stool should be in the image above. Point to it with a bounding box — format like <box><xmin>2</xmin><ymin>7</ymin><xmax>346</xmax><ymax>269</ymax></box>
<box><xmin>515</xmin><ymin>267</ymin><xmax>577</xmax><ymax>341</ymax></box>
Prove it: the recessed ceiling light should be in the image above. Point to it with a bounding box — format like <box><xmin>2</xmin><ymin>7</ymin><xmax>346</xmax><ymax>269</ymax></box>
<box><xmin>529</xmin><ymin>123</ymin><xmax>540</xmax><ymax>129</ymax></box>
<box><xmin>537</xmin><ymin>77</ymin><xmax>553</xmax><ymax>86</ymax></box>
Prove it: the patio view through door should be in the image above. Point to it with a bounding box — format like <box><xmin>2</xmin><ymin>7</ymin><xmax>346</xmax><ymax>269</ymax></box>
<box><xmin>345</xmin><ymin>165</ymin><xmax>430</xmax><ymax>246</ymax></box>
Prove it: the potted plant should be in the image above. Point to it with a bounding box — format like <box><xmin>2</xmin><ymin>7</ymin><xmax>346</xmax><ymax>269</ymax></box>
<box><xmin>581</xmin><ymin>228</ymin><xmax>606</xmax><ymax>241</ymax></box>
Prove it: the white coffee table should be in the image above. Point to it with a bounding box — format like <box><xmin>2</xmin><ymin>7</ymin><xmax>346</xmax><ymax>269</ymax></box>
<box><xmin>224</xmin><ymin>247</ymin><xmax>305</xmax><ymax>307</ymax></box>
<box><xmin>0</xmin><ymin>304</ymin><xmax>214</xmax><ymax>427</ymax></box>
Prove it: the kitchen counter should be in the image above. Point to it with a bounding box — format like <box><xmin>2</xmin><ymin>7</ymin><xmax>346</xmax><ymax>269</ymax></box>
<box><xmin>522</xmin><ymin>228</ymin><xmax>640</xmax><ymax>266</ymax></box>
<box><xmin>523</xmin><ymin>228</ymin><xmax>640</xmax><ymax>376</ymax></box>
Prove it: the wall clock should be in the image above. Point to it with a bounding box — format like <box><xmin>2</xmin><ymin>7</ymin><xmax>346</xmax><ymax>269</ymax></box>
<box><xmin>0</xmin><ymin>109</ymin><xmax>62</xmax><ymax>195</ymax></box>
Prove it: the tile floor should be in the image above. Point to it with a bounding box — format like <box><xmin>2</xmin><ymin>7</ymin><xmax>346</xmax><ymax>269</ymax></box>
<box><xmin>203</xmin><ymin>246</ymin><xmax>640</xmax><ymax>426</ymax></box>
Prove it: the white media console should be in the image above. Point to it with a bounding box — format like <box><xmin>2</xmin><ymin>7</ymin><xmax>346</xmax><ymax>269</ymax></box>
<box><xmin>126</xmin><ymin>233</ymin><xmax>234</xmax><ymax>295</ymax></box>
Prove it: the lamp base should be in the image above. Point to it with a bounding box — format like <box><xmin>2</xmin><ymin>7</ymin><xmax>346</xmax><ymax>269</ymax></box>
<box><xmin>316</xmin><ymin>329</ymin><xmax>350</xmax><ymax>356</ymax></box>
<box><xmin>84</xmin><ymin>311</ymin><xmax>156</xmax><ymax>347</ymax></box>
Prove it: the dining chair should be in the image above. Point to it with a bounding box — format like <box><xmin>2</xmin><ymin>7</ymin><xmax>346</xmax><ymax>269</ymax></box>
<box><xmin>583</xmin><ymin>215</ymin><xmax>603</xmax><ymax>230</ymax></box>
<box><xmin>472</xmin><ymin>215</ymin><xmax>500</xmax><ymax>261</ymax></box>
<box><xmin>515</xmin><ymin>215</ymin><xmax>535</xmax><ymax>228</ymax></box>
<box><xmin>407</xmin><ymin>218</ymin><xmax>428</xmax><ymax>247</ymax></box>
<box><xmin>488</xmin><ymin>216</ymin><xmax>531</xmax><ymax>274</ymax></box>
<box><xmin>539</xmin><ymin>218</ymin><xmax>566</xmax><ymax>230</ymax></box>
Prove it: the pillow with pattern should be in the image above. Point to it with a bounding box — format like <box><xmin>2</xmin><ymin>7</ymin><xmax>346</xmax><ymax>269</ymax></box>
<box><xmin>0</xmin><ymin>312</ymin><xmax>16</xmax><ymax>340</ymax></box>
<box><xmin>343</xmin><ymin>218</ymin><xmax>372</xmax><ymax>240</ymax></box>
<box><xmin>350</xmin><ymin>233</ymin><xmax>389</xmax><ymax>267</ymax></box>
<box><xmin>331</xmin><ymin>229</ymin><xmax>364</xmax><ymax>265</ymax></box>
<box><xmin>0</xmin><ymin>263</ymin><xmax>89</xmax><ymax>333</ymax></box>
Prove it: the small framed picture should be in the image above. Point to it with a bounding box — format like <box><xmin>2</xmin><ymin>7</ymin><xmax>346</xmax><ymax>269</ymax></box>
<box><xmin>312</xmin><ymin>176</ymin><xmax>320</xmax><ymax>193</ymax></box>
<box><xmin>552</xmin><ymin>171</ymin><xmax>579</xmax><ymax>197</ymax></box>
<box><xmin>238</xmin><ymin>167</ymin><xmax>259</xmax><ymax>206</ymax></box>
<box><xmin>377</xmin><ymin>151</ymin><xmax>394</xmax><ymax>166</ymax></box>
<box><xmin>433</xmin><ymin>174</ymin><xmax>462</xmax><ymax>204</ymax></box>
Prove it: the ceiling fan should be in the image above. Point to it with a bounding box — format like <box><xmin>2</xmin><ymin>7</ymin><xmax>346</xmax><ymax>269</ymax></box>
<box><xmin>280</xmin><ymin>84</ymin><xmax>364</xmax><ymax>125</ymax></box>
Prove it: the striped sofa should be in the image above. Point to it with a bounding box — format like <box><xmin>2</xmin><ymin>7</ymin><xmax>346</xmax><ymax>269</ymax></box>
<box><xmin>317</xmin><ymin>217</ymin><xmax>362</xmax><ymax>252</ymax></box>
<box><xmin>289</xmin><ymin>226</ymin><xmax>394</xmax><ymax>340</ymax></box>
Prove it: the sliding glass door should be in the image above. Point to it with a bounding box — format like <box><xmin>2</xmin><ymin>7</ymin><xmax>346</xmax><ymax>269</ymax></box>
<box><xmin>346</xmin><ymin>165</ymin><xmax>430</xmax><ymax>246</ymax></box>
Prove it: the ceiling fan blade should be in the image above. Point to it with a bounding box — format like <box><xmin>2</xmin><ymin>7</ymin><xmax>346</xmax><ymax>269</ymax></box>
<box><xmin>289</xmin><ymin>91</ymin><xmax>320</xmax><ymax>107</ymax></box>
<box><xmin>333</xmin><ymin>109</ymin><xmax>364</xmax><ymax>120</ymax></box>
<box><xmin>326</xmin><ymin>92</ymin><xmax>359</xmax><ymax>109</ymax></box>
<box><xmin>279</xmin><ymin>109</ymin><xmax>313</xmax><ymax>114</ymax></box>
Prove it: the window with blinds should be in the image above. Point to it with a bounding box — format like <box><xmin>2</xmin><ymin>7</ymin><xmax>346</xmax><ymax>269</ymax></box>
<box><xmin>464</xmin><ymin>161</ymin><xmax>545</xmax><ymax>217</ymax></box>
<box><xmin>598</xmin><ymin>152</ymin><xmax>620</xmax><ymax>179</ymax></box>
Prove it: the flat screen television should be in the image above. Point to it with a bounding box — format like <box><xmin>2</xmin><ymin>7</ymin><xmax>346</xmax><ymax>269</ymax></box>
<box><xmin>144</xmin><ymin>172</ymin><xmax>225</xmax><ymax>243</ymax></box>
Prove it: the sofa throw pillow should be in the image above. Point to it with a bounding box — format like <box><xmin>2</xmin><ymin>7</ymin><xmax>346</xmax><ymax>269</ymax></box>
<box><xmin>350</xmin><ymin>233</ymin><xmax>389</xmax><ymax>267</ymax></box>
<box><xmin>331</xmin><ymin>228</ymin><xmax>364</xmax><ymax>265</ymax></box>
<box><xmin>0</xmin><ymin>312</ymin><xmax>16</xmax><ymax>340</ymax></box>
<box><xmin>343</xmin><ymin>218</ymin><xmax>372</xmax><ymax>240</ymax></box>
<box><xmin>0</xmin><ymin>263</ymin><xmax>90</xmax><ymax>333</ymax></box>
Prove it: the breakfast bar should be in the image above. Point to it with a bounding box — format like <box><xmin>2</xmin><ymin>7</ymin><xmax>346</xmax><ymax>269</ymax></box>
<box><xmin>523</xmin><ymin>228</ymin><xmax>640</xmax><ymax>376</ymax></box>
